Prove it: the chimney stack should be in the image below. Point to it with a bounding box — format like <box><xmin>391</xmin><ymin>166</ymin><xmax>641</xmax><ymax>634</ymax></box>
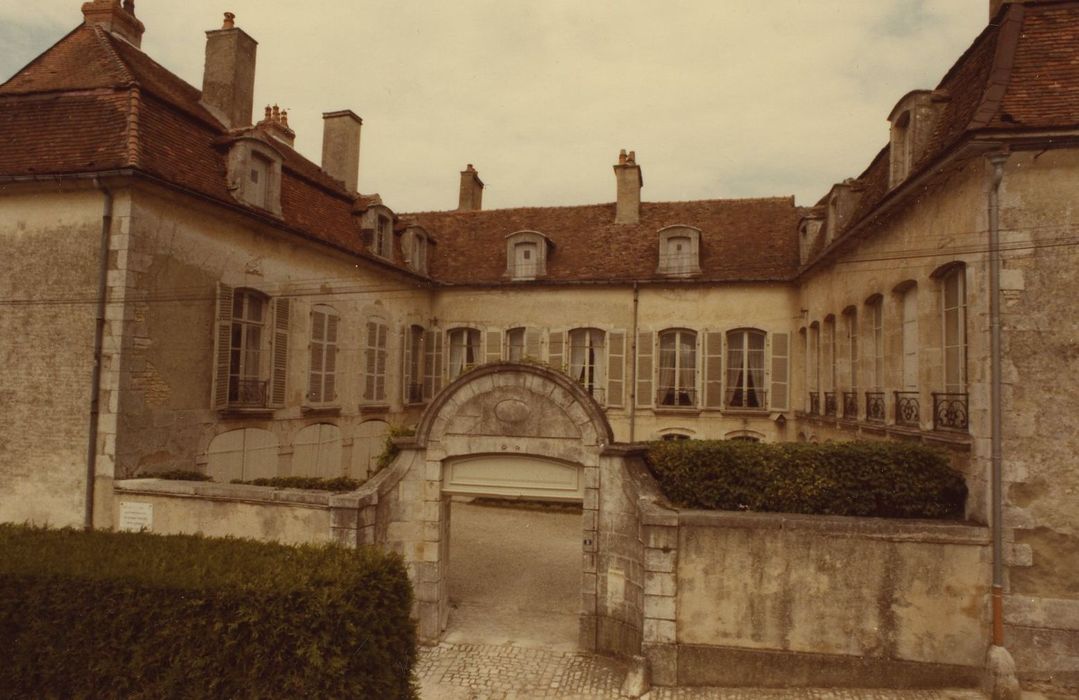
<box><xmin>458</xmin><ymin>165</ymin><xmax>484</xmax><ymax>211</ymax></box>
<box><xmin>201</xmin><ymin>12</ymin><xmax>258</xmax><ymax>129</ymax></box>
<box><xmin>321</xmin><ymin>110</ymin><xmax>363</xmax><ymax>194</ymax></box>
<box><xmin>81</xmin><ymin>0</ymin><xmax>145</xmax><ymax>48</ymax></box>
<box><xmin>257</xmin><ymin>104</ymin><xmax>295</xmax><ymax>148</ymax></box>
<box><xmin>614</xmin><ymin>149</ymin><xmax>643</xmax><ymax>225</ymax></box>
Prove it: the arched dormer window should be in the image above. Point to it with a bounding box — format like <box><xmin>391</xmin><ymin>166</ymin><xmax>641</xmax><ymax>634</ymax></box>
<box><xmin>505</xmin><ymin>230</ymin><xmax>552</xmax><ymax>280</ymax></box>
<box><xmin>225</xmin><ymin>136</ymin><xmax>284</xmax><ymax>215</ymax></box>
<box><xmin>402</xmin><ymin>225</ymin><xmax>430</xmax><ymax>274</ymax></box>
<box><xmin>657</xmin><ymin>225</ymin><xmax>701</xmax><ymax>276</ymax></box>
<box><xmin>888</xmin><ymin>89</ymin><xmax>945</xmax><ymax>189</ymax></box>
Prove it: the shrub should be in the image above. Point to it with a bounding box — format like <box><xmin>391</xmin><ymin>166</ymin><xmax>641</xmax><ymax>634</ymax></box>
<box><xmin>142</xmin><ymin>469</ymin><xmax>213</xmax><ymax>481</ymax></box>
<box><xmin>0</xmin><ymin>526</ymin><xmax>417</xmax><ymax>699</ymax></box>
<box><xmin>645</xmin><ymin>439</ymin><xmax>967</xmax><ymax>519</ymax></box>
<box><xmin>376</xmin><ymin>425</ymin><xmax>417</xmax><ymax>472</ymax></box>
<box><xmin>232</xmin><ymin>476</ymin><xmax>362</xmax><ymax>492</ymax></box>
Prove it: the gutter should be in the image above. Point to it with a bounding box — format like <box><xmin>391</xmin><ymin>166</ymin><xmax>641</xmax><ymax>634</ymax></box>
<box><xmin>86</xmin><ymin>177</ymin><xmax>113</xmax><ymax>531</ymax></box>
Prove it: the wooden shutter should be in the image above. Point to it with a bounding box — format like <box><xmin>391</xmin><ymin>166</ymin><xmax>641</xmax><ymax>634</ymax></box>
<box><xmin>211</xmin><ymin>283</ymin><xmax>234</xmax><ymax>409</ymax></box>
<box><xmin>375</xmin><ymin>322</ymin><xmax>387</xmax><ymax>401</ymax></box>
<box><xmin>269</xmin><ymin>296</ymin><xmax>289</xmax><ymax>407</ymax></box>
<box><xmin>548</xmin><ymin>330</ymin><xmax>564</xmax><ymax>373</ymax></box>
<box><xmin>486</xmin><ymin>330</ymin><xmax>502</xmax><ymax>364</ymax></box>
<box><xmin>704</xmin><ymin>331</ymin><xmax>724</xmax><ymax>409</ymax></box>
<box><xmin>525</xmin><ymin>328</ymin><xmax>541</xmax><ymax>360</ymax></box>
<box><xmin>636</xmin><ymin>331</ymin><xmax>654</xmax><ymax>407</ymax></box>
<box><xmin>363</xmin><ymin>321</ymin><xmax>377</xmax><ymax>402</ymax></box>
<box><xmin>325</xmin><ymin>313</ymin><xmax>339</xmax><ymax>402</ymax></box>
<box><xmin>400</xmin><ymin>326</ymin><xmax>410</xmax><ymax>404</ymax></box>
<box><xmin>770</xmin><ymin>332</ymin><xmax>790</xmax><ymax>411</ymax></box>
<box><xmin>607</xmin><ymin>331</ymin><xmax>626</xmax><ymax>407</ymax></box>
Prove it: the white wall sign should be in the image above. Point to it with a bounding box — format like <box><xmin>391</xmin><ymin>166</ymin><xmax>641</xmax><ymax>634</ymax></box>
<box><xmin>118</xmin><ymin>501</ymin><xmax>154</xmax><ymax>532</ymax></box>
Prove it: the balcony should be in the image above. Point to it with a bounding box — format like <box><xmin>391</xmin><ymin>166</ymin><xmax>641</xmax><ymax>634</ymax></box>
<box><xmin>809</xmin><ymin>392</ymin><xmax>821</xmax><ymax>415</ymax></box>
<box><xmin>865</xmin><ymin>392</ymin><xmax>886</xmax><ymax>423</ymax></box>
<box><xmin>842</xmin><ymin>391</ymin><xmax>858</xmax><ymax>419</ymax></box>
<box><xmin>228</xmin><ymin>378</ymin><xmax>267</xmax><ymax>408</ymax></box>
<box><xmin>894</xmin><ymin>391</ymin><xmax>920</xmax><ymax>428</ymax></box>
<box><xmin>823</xmin><ymin>392</ymin><xmax>837</xmax><ymax>417</ymax></box>
<box><xmin>657</xmin><ymin>387</ymin><xmax>697</xmax><ymax>408</ymax></box>
<box><xmin>932</xmin><ymin>393</ymin><xmax>969</xmax><ymax>432</ymax></box>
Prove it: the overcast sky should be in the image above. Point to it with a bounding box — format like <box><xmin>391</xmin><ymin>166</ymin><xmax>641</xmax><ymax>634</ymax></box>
<box><xmin>1</xmin><ymin>1</ymin><xmax>989</xmax><ymax>212</ymax></box>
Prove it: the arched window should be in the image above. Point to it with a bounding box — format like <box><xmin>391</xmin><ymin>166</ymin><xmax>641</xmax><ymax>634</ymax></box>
<box><xmin>505</xmin><ymin>231</ymin><xmax>551</xmax><ymax>280</ymax></box>
<box><xmin>229</xmin><ymin>289</ymin><xmax>268</xmax><ymax>406</ymax></box>
<box><xmin>657</xmin><ymin>329</ymin><xmax>697</xmax><ymax>407</ymax></box>
<box><xmin>363</xmin><ymin>316</ymin><xmax>389</xmax><ymax>404</ymax></box>
<box><xmin>941</xmin><ymin>266</ymin><xmax>967</xmax><ymax>393</ymax></box>
<box><xmin>293</xmin><ymin>423</ymin><xmax>342</xmax><ymax>479</ymax></box>
<box><xmin>657</xmin><ymin>226</ymin><xmax>701</xmax><ymax>276</ymax></box>
<box><xmin>568</xmin><ymin>328</ymin><xmax>606</xmax><ymax>401</ymax></box>
<box><xmin>900</xmin><ymin>285</ymin><xmax>919</xmax><ymax>391</ymax></box>
<box><xmin>308</xmin><ymin>305</ymin><xmax>339</xmax><ymax>405</ymax></box>
<box><xmin>726</xmin><ymin>329</ymin><xmax>766</xmax><ymax>409</ymax></box>
<box><xmin>866</xmin><ymin>295</ymin><xmax>884</xmax><ymax>391</ymax></box>
<box><xmin>207</xmin><ymin>428</ymin><xmax>277</xmax><ymax>483</ymax></box>
<box><xmin>447</xmin><ymin>327</ymin><xmax>481</xmax><ymax>381</ymax></box>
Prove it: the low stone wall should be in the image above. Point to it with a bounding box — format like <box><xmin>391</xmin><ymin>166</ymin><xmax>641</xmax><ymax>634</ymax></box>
<box><xmin>639</xmin><ymin>502</ymin><xmax>992</xmax><ymax>688</ymax></box>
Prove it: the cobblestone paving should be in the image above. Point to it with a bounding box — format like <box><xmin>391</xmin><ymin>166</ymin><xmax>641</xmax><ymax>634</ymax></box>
<box><xmin>416</xmin><ymin>641</ymin><xmax>988</xmax><ymax>700</ymax></box>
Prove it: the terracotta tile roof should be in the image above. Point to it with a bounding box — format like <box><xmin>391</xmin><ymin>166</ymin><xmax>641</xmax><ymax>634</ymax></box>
<box><xmin>409</xmin><ymin>197</ymin><xmax>804</xmax><ymax>284</ymax></box>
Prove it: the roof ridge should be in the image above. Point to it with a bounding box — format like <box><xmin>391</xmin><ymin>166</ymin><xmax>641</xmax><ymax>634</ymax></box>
<box><xmin>125</xmin><ymin>85</ymin><xmax>140</xmax><ymax>167</ymax></box>
<box><xmin>406</xmin><ymin>195</ymin><xmax>796</xmax><ymax>217</ymax></box>
<box><xmin>92</xmin><ymin>25</ymin><xmax>135</xmax><ymax>85</ymax></box>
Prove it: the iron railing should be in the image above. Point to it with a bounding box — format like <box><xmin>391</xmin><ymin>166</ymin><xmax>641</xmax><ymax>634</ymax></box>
<box><xmin>229</xmin><ymin>378</ymin><xmax>267</xmax><ymax>408</ymax></box>
<box><xmin>842</xmin><ymin>391</ymin><xmax>858</xmax><ymax>419</ymax></box>
<box><xmin>726</xmin><ymin>388</ymin><xmax>767</xmax><ymax>410</ymax></box>
<box><xmin>809</xmin><ymin>392</ymin><xmax>821</xmax><ymax>415</ymax></box>
<box><xmin>823</xmin><ymin>392</ymin><xmax>837</xmax><ymax>417</ymax></box>
<box><xmin>865</xmin><ymin>391</ymin><xmax>886</xmax><ymax>423</ymax></box>
<box><xmin>932</xmin><ymin>392</ymin><xmax>969</xmax><ymax>432</ymax></box>
<box><xmin>894</xmin><ymin>391</ymin><xmax>921</xmax><ymax>428</ymax></box>
<box><xmin>657</xmin><ymin>387</ymin><xmax>697</xmax><ymax>408</ymax></box>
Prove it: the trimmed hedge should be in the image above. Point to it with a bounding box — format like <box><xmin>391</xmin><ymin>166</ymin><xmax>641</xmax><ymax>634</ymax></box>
<box><xmin>645</xmin><ymin>440</ymin><xmax>967</xmax><ymax>519</ymax></box>
<box><xmin>0</xmin><ymin>527</ymin><xmax>417</xmax><ymax>699</ymax></box>
<box><xmin>143</xmin><ymin>469</ymin><xmax>213</xmax><ymax>481</ymax></box>
<box><xmin>233</xmin><ymin>476</ymin><xmax>363</xmax><ymax>492</ymax></box>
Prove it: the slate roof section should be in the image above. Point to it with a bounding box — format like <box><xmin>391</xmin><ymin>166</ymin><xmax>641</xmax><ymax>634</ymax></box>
<box><xmin>409</xmin><ymin>197</ymin><xmax>804</xmax><ymax>284</ymax></box>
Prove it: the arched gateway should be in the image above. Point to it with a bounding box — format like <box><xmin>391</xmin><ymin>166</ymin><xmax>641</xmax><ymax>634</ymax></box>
<box><xmin>353</xmin><ymin>363</ymin><xmax>654</xmax><ymax>655</ymax></box>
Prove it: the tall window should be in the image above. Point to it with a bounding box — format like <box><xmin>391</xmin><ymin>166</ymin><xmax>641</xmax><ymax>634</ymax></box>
<box><xmin>568</xmin><ymin>328</ymin><xmax>605</xmax><ymax>400</ymax></box>
<box><xmin>869</xmin><ymin>297</ymin><xmax>884</xmax><ymax>390</ymax></box>
<box><xmin>808</xmin><ymin>322</ymin><xmax>820</xmax><ymax>395</ymax></box>
<box><xmin>308</xmin><ymin>305</ymin><xmax>338</xmax><ymax>404</ymax></box>
<box><xmin>942</xmin><ymin>267</ymin><xmax>967</xmax><ymax>392</ymax></box>
<box><xmin>405</xmin><ymin>325</ymin><xmax>425</xmax><ymax>404</ymax></box>
<box><xmin>657</xmin><ymin>329</ymin><xmax>696</xmax><ymax>407</ymax></box>
<box><xmin>822</xmin><ymin>317</ymin><xmax>835</xmax><ymax>392</ymax></box>
<box><xmin>844</xmin><ymin>309</ymin><xmax>858</xmax><ymax>393</ymax></box>
<box><xmin>363</xmin><ymin>318</ymin><xmax>388</xmax><ymax>404</ymax></box>
<box><xmin>901</xmin><ymin>286</ymin><xmax>919</xmax><ymax>390</ymax></box>
<box><xmin>447</xmin><ymin>328</ymin><xmax>481</xmax><ymax>381</ymax></box>
<box><xmin>375</xmin><ymin>214</ymin><xmax>392</xmax><ymax>258</ymax></box>
<box><xmin>229</xmin><ymin>290</ymin><xmax>266</xmax><ymax>406</ymax></box>
<box><xmin>410</xmin><ymin>232</ymin><xmax>428</xmax><ymax>273</ymax></box>
<box><xmin>506</xmin><ymin>327</ymin><xmax>526</xmax><ymax>362</ymax></box>
<box><xmin>726</xmin><ymin>329</ymin><xmax>766</xmax><ymax>409</ymax></box>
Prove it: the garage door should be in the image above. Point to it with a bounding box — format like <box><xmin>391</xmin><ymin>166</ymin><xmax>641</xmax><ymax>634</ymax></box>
<box><xmin>443</xmin><ymin>455</ymin><xmax>583</xmax><ymax>502</ymax></box>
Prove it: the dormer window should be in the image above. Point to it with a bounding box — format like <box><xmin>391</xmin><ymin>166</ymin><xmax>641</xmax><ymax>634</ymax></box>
<box><xmin>360</xmin><ymin>205</ymin><xmax>397</xmax><ymax>260</ymax></box>
<box><xmin>504</xmin><ymin>230</ymin><xmax>551</xmax><ymax>280</ymax></box>
<box><xmin>225</xmin><ymin>136</ymin><xmax>283</xmax><ymax>215</ymax></box>
<box><xmin>376</xmin><ymin>215</ymin><xmax>392</xmax><ymax>258</ymax></box>
<box><xmin>657</xmin><ymin>226</ymin><xmax>701</xmax><ymax>276</ymax></box>
<box><xmin>401</xmin><ymin>226</ymin><xmax>430</xmax><ymax>274</ymax></box>
<box><xmin>887</xmin><ymin>90</ymin><xmax>945</xmax><ymax>189</ymax></box>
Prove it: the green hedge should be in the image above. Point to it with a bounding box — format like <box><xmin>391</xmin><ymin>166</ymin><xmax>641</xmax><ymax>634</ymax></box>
<box><xmin>0</xmin><ymin>527</ymin><xmax>416</xmax><ymax>699</ymax></box>
<box><xmin>232</xmin><ymin>476</ymin><xmax>363</xmax><ymax>492</ymax></box>
<box><xmin>645</xmin><ymin>440</ymin><xmax>967</xmax><ymax>519</ymax></box>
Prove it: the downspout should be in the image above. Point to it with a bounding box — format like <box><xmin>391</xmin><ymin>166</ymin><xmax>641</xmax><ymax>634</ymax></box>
<box><xmin>629</xmin><ymin>282</ymin><xmax>640</xmax><ymax>443</ymax></box>
<box><xmin>85</xmin><ymin>179</ymin><xmax>113</xmax><ymax>531</ymax></box>
<box><xmin>987</xmin><ymin>151</ymin><xmax>1008</xmax><ymax>648</ymax></box>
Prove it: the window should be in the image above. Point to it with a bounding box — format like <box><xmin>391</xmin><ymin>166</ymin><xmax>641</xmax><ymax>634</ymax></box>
<box><xmin>657</xmin><ymin>226</ymin><xmax>701</xmax><ymax>276</ymax></box>
<box><xmin>225</xmin><ymin>137</ymin><xmax>283</xmax><ymax>215</ymax></box>
<box><xmin>844</xmin><ymin>310</ymin><xmax>858</xmax><ymax>393</ymax></box>
<box><xmin>506</xmin><ymin>327</ymin><xmax>526</xmax><ymax>362</ymax></box>
<box><xmin>229</xmin><ymin>290</ymin><xmax>267</xmax><ymax>406</ymax></box>
<box><xmin>657</xmin><ymin>329</ymin><xmax>697</xmax><ymax>407</ymax></box>
<box><xmin>514</xmin><ymin>242</ymin><xmax>538</xmax><ymax>278</ymax></box>
<box><xmin>869</xmin><ymin>297</ymin><xmax>884</xmax><ymax>390</ymax></box>
<box><xmin>308</xmin><ymin>305</ymin><xmax>339</xmax><ymax>404</ymax></box>
<box><xmin>505</xmin><ymin>231</ymin><xmax>551</xmax><ymax>280</ymax></box>
<box><xmin>404</xmin><ymin>325</ymin><xmax>425</xmax><ymax>404</ymax></box>
<box><xmin>726</xmin><ymin>329</ymin><xmax>766</xmax><ymax>409</ymax></box>
<box><xmin>822</xmin><ymin>316</ymin><xmax>835</xmax><ymax>393</ymax></box>
<box><xmin>250</xmin><ymin>153</ymin><xmax>271</xmax><ymax>209</ymax></box>
<box><xmin>900</xmin><ymin>285</ymin><xmax>919</xmax><ymax>390</ymax></box>
<box><xmin>375</xmin><ymin>215</ymin><xmax>393</xmax><ymax>259</ymax></box>
<box><xmin>363</xmin><ymin>318</ymin><xmax>389</xmax><ymax>404</ymax></box>
<box><xmin>447</xmin><ymin>328</ymin><xmax>481</xmax><ymax>381</ymax></box>
<box><xmin>568</xmin><ymin>328</ymin><xmax>605</xmax><ymax>401</ymax></box>
<box><xmin>890</xmin><ymin>111</ymin><xmax>913</xmax><ymax>187</ymax></box>
<box><xmin>207</xmin><ymin>428</ymin><xmax>277</xmax><ymax>483</ymax></box>
<box><xmin>942</xmin><ymin>267</ymin><xmax>966</xmax><ymax>392</ymax></box>
<box><xmin>293</xmin><ymin>423</ymin><xmax>342</xmax><ymax>479</ymax></box>
<box><xmin>808</xmin><ymin>322</ymin><xmax>820</xmax><ymax>408</ymax></box>
<box><xmin>410</xmin><ymin>231</ymin><xmax>428</xmax><ymax>273</ymax></box>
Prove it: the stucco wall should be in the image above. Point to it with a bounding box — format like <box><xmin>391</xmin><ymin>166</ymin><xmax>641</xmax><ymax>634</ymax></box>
<box><xmin>0</xmin><ymin>185</ymin><xmax>103</xmax><ymax>527</ymax></box>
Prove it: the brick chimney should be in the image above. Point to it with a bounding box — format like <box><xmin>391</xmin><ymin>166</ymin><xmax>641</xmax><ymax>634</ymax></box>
<box><xmin>321</xmin><ymin>110</ymin><xmax>363</xmax><ymax>194</ymax></box>
<box><xmin>458</xmin><ymin>165</ymin><xmax>484</xmax><ymax>211</ymax></box>
<box><xmin>201</xmin><ymin>12</ymin><xmax>258</xmax><ymax>129</ymax></box>
<box><xmin>614</xmin><ymin>149</ymin><xmax>643</xmax><ymax>225</ymax></box>
<box><xmin>257</xmin><ymin>105</ymin><xmax>295</xmax><ymax>148</ymax></box>
<box><xmin>81</xmin><ymin>0</ymin><xmax>145</xmax><ymax>48</ymax></box>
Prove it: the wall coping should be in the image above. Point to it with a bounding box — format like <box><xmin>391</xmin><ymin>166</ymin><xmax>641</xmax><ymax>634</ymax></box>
<box><xmin>115</xmin><ymin>478</ymin><xmax>333</xmax><ymax>508</ymax></box>
<box><xmin>676</xmin><ymin>508</ymin><xmax>990</xmax><ymax>545</ymax></box>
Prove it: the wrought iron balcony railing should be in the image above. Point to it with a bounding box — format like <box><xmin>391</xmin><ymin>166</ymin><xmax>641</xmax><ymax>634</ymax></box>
<box><xmin>809</xmin><ymin>392</ymin><xmax>821</xmax><ymax>415</ymax></box>
<box><xmin>726</xmin><ymin>388</ymin><xmax>767</xmax><ymax>410</ymax></box>
<box><xmin>229</xmin><ymin>378</ymin><xmax>267</xmax><ymax>408</ymax></box>
<box><xmin>657</xmin><ymin>387</ymin><xmax>697</xmax><ymax>408</ymax></box>
<box><xmin>865</xmin><ymin>391</ymin><xmax>886</xmax><ymax>423</ymax></box>
<box><xmin>842</xmin><ymin>391</ymin><xmax>858</xmax><ymax>419</ymax></box>
<box><xmin>894</xmin><ymin>391</ymin><xmax>921</xmax><ymax>428</ymax></box>
<box><xmin>823</xmin><ymin>392</ymin><xmax>837</xmax><ymax>417</ymax></box>
<box><xmin>932</xmin><ymin>392</ymin><xmax>969</xmax><ymax>432</ymax></box>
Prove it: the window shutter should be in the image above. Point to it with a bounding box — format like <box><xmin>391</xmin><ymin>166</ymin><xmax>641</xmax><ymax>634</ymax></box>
<box><xmin>325</xmin><ymin>313</ymin><xmax>339</xmax><ymax>402</ymax></box>
<box><xmin>525</xmin><ymin>328</ymin><xmax>541</xmax><ymax>360</ymax></box>
<box><xmin>704</xmin><ymin>331</ymin><xmax>724</xmax><ymax>409</ymax></box>
<box><xmin>486</xmin><ymin>330</ymin><xmax>502</xmax><ymax>364</ymax></box>
<box><xmin>548</xmin><ymin>330</ymin><xmax>564</xmax><ymax>373</ymax></box>
<box><xmin>269</xmin><ymin>296</ymin><xmax>289</xmax><ymax>407</ymax></box>
<box><xmin>375</xmin><ymin>322</ymin><xmax>387</xmax><ymax>401</ymax></box>
<box><xmin>211</xmin><ymin>283</ymin><xmax>234</xmax><ymax>410</ymax></box>
<box><xmin>607</xmin><ymin>331</ymin><xmax>626</xmax><ymax>407</ymax></box>
<box><xmin>770</xmin><ymin>332</ymin><xmax>790</xmax><ymax>411</ymax></box>
<box><xmin>364</xmin><ymin>321</ymin><xmax>377</xmax><ymax>402</ymax></box>
<box><xmin>309</xmin><ymin>309</ymin><xmax>325</xmax><ymax>403</ymax></box>
<box><xmin>636</xmin><ymin>331</ymin><xmax>654</xmax><ymax>407</ymax></box>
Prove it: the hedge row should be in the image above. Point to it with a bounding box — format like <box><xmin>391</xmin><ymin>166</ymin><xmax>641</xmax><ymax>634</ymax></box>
<box><xmin>645</xmin><ymin>440</ymin><xmax>967</xmax><ymax>519</ymax></box>
<box><xmin>233</xmin><ymin>476</ymin><xmax>363</xmax><ymax>492</ymax></box>
<box><xmin>0</xmin><ymin>527</ymin><xmax>417</xmax><ymax>699</ymax></box>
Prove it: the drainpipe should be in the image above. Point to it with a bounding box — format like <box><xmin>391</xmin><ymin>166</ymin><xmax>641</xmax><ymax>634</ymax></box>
<box><xmin>628</xmin><ymin>282</ymin><xmax>640</xmax><ymax>443</ymax></box>
<box><xmin>85</xmin><ymin>178</ymin><xmax>113</xmax><ymax>531</ymax></box>
<box><xmin>987</xmin><ymin>151</ymin><xmax>1008</xmax><ymax>648</ymax></box>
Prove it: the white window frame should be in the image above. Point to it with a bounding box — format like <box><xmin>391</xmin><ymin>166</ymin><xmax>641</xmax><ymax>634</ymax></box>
<box><xmin>363</xmin><ymin>317</ymin><xmax>389</xmax><ymax>404</ymax></box>
<box><xmin>308</xmin><ymin>304</ymin><xmax>339</xmax><ymax>405</ymax></box>
<box><xmin>447</xmin><ymin>327</ymin><xmax>481</xmax><ymax>381</ymax></box>
<box><xmin>229</xmin><ymin>289</ymin><xmax>267</xmax><ymax>406</ymax></box>
<box><xmin>506</xmin><ymin>327</ymin><xmax>526</xmax><ymax>362</ymax></box>
<box><xmin>942</xmin><ymin>267</ymin><xmax>967</xmax><ymax>393</ymax></box>
<box><xmin>657</xmin><ymin>329</ymin><xmax>697</xmax><ymax>407</ymax></box>
<box><xmin>725</xmin><ymin>328</ymin><xmax>766</xmax><ymax>410</ymax></box>
<box><xmin>568</xmin><ymin>328</ymin><xmax>606</xmax><ymax>402</ymax></box>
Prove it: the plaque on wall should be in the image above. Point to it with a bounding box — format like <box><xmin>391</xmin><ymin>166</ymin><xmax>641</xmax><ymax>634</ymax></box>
<box><xmin>118</xmin><ymin>501</ymin><xmax>154</xmax><ymax>532</ymax></box>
